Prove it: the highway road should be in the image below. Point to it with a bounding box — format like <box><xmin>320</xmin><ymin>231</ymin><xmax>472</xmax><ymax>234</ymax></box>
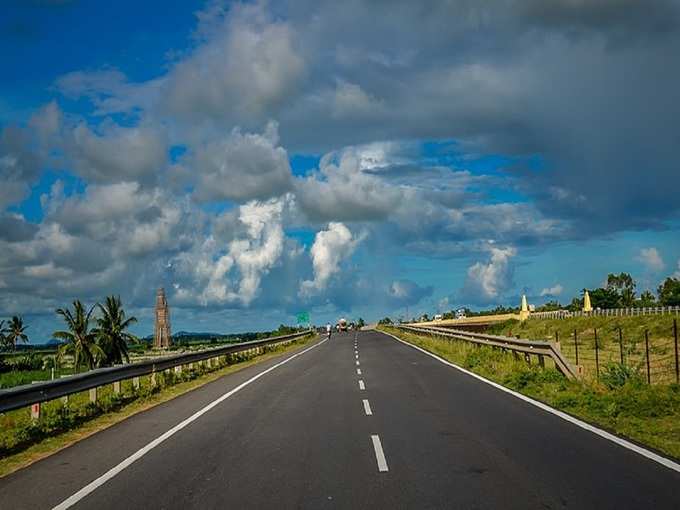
<box><xmin>1</xmin><ymin>330</ymin><xmax>679</xmax><ymax>509</ymax></box>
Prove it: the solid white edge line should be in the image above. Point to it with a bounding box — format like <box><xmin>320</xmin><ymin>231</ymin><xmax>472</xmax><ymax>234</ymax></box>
<box><xmin>381</xmin><ymin>330</ymin><xmax>680</xmax><ymax>474</ymax></box>
<box><xmin>371</xmin><ymin>434</ymin><xmax>389</xmax><ymax>472</ymax></box>
<box><xmin>359</xmin><ymin>380</ymin><xmax>365</xmax><ymax>390</ymax></box>
<box><xmin>363</xmin><ymin>399</ymin><xmax>373</xmax><ymax>416</ymax></box>
<box><xmin>52</xmin><ymin>337</ymin><xmax>328</xmax><ymax>510</ymax></box>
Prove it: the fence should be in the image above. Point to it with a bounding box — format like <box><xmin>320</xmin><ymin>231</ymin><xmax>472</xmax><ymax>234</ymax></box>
<box><xmin>531</xmin><ymin>306</ymin><xmax>680</xmax><ymax>320</ymax></box>
<box><xmin>0</xmin><ymin>330</ymin><xmax>313</xmax><ymax>417</ymax></box>
<box><xmin>550</xmin><ymin>319</ymin><xmax>680</xmax><ymax>384</ymax></box>
<box><xmin>396</xmin><ymin>324</ymin><xmax>579</xmax><ymax>380</ymax></box>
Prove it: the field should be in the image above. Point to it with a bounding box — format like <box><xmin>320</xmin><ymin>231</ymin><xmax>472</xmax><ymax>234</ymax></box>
<box><xmin>381</xmin><ymin>325</ymin><xmax>680</xmax><ymax>461</ymax></box>
<box><xmin>487</xmin><ymin>315</ymin><xmax>680</xmax><ymax>384</ymax></box>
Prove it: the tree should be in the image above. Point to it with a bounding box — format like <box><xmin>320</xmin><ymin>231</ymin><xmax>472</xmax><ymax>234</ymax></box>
<box><xmin>637</xmin><ymin>290</ymin><xmax>657</xmax><ymax>307</ymax></box>
<box><xmin>536</xmin><ymin>300</ymin><xmax>562</xmax><ymax>312</ymax></box>
<box><xmin>658</xmin><ymin>277</ymin><xmax>680</xmax><ymax>306</ymax></box>
<box><xmin>357</xmin><ymin>317</ymin><xmax>365</xmax><ymax>328</ymax></box>
<box><xmin>0</xmin><ymin>320</ymin><xmax>7</xmax><ymax>350</ymax></box>
<box><xmin>606</xmin><ymin>273</ymin><xmax>636</xmax><ymax>307</ymax></box>
<box><xmin>6</xmin><ymin>316</ymin><xmax>29</xmax><ymax>350</ymax></box>
<box><xmin>54</xmin><ymin>300</ymin><xmax>103</xmax><ymax>371</ymax></box>
<box><xmin>589</xmin><ymin>287</ymin><xmax>620</xmax><ymax>309</ymax></box>
<box><xmin>566</xmin><ymin>297</ymin><xmax>583</xmax><ymax>312</ymax></box>
<box><xmin>378</xmin><ymin>317</ymin><xmax>393</xmax><ymax>325</ymax></box>
<box><xmin>94</xmin><ymin>296</ymin><xmax>137</xmax><ymax>366</ymax></box>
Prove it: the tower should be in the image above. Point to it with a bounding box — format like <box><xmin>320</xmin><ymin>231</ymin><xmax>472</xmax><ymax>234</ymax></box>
<box><xmin>154</xmin><ymin>288</ymin><xmax>171</xmax><ymax>349</ymax></box>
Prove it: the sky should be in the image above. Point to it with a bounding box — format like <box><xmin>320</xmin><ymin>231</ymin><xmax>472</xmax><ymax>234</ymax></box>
<box><xmin>1</xmin><ymin>0</ymin><xmax>680</xmax><ymax>342</ymax></box>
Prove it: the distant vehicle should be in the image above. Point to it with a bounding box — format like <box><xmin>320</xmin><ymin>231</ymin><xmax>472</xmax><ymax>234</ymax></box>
<box><xmin>434</xmin><ymin>314</ymin><xmax>443</xmax><ymax>321</ymax></box>
<box><xmin>338</xmin><ymin>318</ymin><xmax>348</xmax><ymax>331</ymax></box>
<box><xmin>455</xmin><ymin>309</ymin><xmax>466</xmax><ymax>319</ymax></box>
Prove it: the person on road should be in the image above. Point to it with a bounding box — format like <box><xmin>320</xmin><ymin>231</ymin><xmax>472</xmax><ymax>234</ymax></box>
<box><xmin>326</xmin><ymin>322</ymin><xmax>332</xmax><ymax>339</ymax></box>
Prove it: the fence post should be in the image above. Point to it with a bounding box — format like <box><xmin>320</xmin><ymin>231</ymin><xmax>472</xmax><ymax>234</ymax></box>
<box><xmin>594</xmin><ymin>328</ymin><xmax>600</xmax><ymax>380</ymax></box>
<box><xmin>574</xmin><ymin>329</ymin><xmax>579</xmax><ymax>366</ymax></box>
<box><xmin>618</xmin><ymin>327</ymin><xmax>624</xmax><ymax>365</ymax></box>
<box><xmin>645</xmin><ymin>330</ymin><xmax>651</xmax><ymax>384</ymax></box>
<box><xmin>673</xmin><ymin>319</ymin><xmax>679</xmax><ymax>385</ymax></box>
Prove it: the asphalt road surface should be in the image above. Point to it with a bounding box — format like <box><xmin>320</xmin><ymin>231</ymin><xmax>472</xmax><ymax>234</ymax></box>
<box><xmin>2</xmin><ymin>330</ymin><xmax>679</xmax><ymax>509</ymax></box>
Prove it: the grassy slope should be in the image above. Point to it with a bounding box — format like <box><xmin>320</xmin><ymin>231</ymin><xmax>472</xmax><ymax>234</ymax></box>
<box><xmin>0</xmin><ymin>334</ymin><xmax>315</xmax><ymax>477</ymax></box>
<box><xmin>381</xmin><ymin>326</ymin><xmax>680</xmax><ymax>461</ymax></box>
<box><xmin>487</xmin><ymin>315</ymin><xmax>680</xmax><ymax>383</ymax></box>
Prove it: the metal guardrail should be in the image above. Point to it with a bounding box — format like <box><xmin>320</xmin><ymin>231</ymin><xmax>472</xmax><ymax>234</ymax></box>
<box><xmin>396</xmin><ymin>325</ymin><xmax>579</xmax><ymax>380</ymax></box>
<box><xmin>0</xmin><ymin>330</ymin><xmax>313</xmax><ymax>414</ymax></box>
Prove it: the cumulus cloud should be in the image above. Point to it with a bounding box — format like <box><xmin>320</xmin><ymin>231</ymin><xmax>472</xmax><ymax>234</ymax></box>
<box><xmin>162</xmin><ymin>2</ymin><xmax>304</xmax><ymax>124</ymax></box>
<box><xmin>69</xmin><ymin>123</ymin><xmax>167</xmax><ymax>185</ymax></box>
<box><xmin>540</xmin><ymin>284</ymin><xmax>564</xmax><ymax>297</ymax></box>
<box><xmin>636</xmin><ymin>247</ymin><xmax>665</xmax><ymax>272</ymax></box>
<box><xmin>461</xmin><ymin>246</ymin><xmax>517</xmax><ymax>305</ymax></box>
<box><xmin>299</xmin><ymin>222</ymin><xmax>364</xmax><ymax>296</ymax></box>
<box><xmin>387</xmin><ymin>279</ymin><xmax>433</xmax><ymax>307</ymax></box>
<box><xmin>192</xmin><ymin>121</ymin><xmax>292</xmax><ymax>202</ymax></box>
<box><xmin>174</xmin><ymin>197</ymin><xmax>285</xmax><ymax>306</ymax></box>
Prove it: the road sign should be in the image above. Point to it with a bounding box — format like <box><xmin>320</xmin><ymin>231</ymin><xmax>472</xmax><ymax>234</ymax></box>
<box><xmin>296</xmin><ymin>311</ymin><xmax>310</xmax><ymax>324</ymax></box>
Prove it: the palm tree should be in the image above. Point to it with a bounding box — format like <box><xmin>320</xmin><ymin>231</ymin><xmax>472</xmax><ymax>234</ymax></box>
<box><xmin>54</xmin><ymin>300</ymin><xmax>103</xmax><ymax>371</ymax></box>
<box><xmin>94</xmin><ymin>295</ymin><xmax>137</xmax><ymax>365</ymax></box>
<box><xmin>0</xmin><ymin>320</ymin><xmax>8</xmax><ymax>350</ymax></box>
<box><xmin>6</xmin><ymin>316</ymin><xmax>29</xmax><ymax>350</ymax></box>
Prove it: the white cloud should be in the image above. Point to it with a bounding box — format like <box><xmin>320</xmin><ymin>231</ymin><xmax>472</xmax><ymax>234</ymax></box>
<box><xmin>192</xmin><ymin>121</ymin><xmax>292</xmax><ymax>202</ymax></box>
<box><xmin>162</xmin><ymin>3</ymin><xmax>304</xmax><ymax>123</ymax></box>
<box><xmin>636</xmin><ymin>247</ymin><xmax>665</xmax><ymax>272</ymax></box>
<box><xmin>461</xmin><ymin>246</ymin><xmax>517</xmax><ymax>304</ymax></box>
<box><xmin>540</xmin><ymin>284</ymin><xmax>563</xmax><ymax>297</ymax></box>
<box><xmin>300</xmin><ymin>222</ymin><xmax>364</xmax><ymax>296</ymax></box>
<box><xmin>69</xmin><ymin>123</ymin><xmax>167</xmax><ymax>184</ymax></box>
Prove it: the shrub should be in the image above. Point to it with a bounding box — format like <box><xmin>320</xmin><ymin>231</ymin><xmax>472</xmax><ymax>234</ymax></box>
<box><xmin>599</xmin><ymin>362</ymin><xmax>643</xmax><ymax>389</ymax></box>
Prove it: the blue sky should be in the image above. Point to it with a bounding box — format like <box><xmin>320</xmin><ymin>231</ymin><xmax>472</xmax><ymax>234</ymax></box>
<box><xmin>1</xmin><ymin>0</ymin><xmax>680</xmax><ymax>342</ymax></box>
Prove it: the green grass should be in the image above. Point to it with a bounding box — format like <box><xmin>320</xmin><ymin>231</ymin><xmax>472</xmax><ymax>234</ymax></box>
<box><xmin>486</xmin><ymin>315</ymin><xmax>680</xmax><ymax>383</ymax></box>
<box><xmin>0</xmin><ymin>334</ymin><xmax>315</xmax><ymax>468</ymax></box>
<box><xmin>381</xmin><ymin>325</ymin><xmax>680</xmax><ymax>460</ymax></box>
<box><xmin>0</xmin><ymin>368</ymin><xmax>77</xmax><ymax>389</ymax></box>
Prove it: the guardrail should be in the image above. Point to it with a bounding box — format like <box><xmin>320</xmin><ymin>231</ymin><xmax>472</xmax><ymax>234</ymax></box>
<box><xmin>396</xmin><ymin>325</ymin><xmax>579</xmax><ymax>380</ymax></box>
<box><xmin>0</xmin><ymin>330</ymin><xmax>313</xmax><ymax>415</ymax></box>
<box><xmin>531</xmin><ymin>306</ymin><xmax>680</xmax><ymax>320</ymax></box>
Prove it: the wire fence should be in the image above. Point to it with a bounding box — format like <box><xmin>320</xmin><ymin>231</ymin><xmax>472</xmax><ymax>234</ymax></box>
<box><xmin>544</xmin><ymin>319</ymin><xmax>680</xmax><ymax>384</ymax></box>
<box><xmin>531</xmin><ymin>306</ymin><xmax>680</xmax><ymax>320</ymax></box>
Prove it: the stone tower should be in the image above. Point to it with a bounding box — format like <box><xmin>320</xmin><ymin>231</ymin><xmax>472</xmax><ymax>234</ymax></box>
<box><xmin>154</xmin><ymin>288</ymin><xmax>171</xmax><ymax>349</ymax></box>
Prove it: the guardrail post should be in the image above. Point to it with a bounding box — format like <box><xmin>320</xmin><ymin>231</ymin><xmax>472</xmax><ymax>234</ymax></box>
<box><xmin>133</xmin><ymin>376</ymin><xmax>140</xmax><ymax>390</ymax></box>
<box><xmin>113</xmin><ymin>381</ymin><xmax>121</xmax><ymax>394</ymax></box>
<box><xmin>175</xmin><ymin>365</ymin><xmax>182</xmax><ymax>375</ymax></box>
<box><xmin>538</xmin><ymin>354</ymin><xmax>545</xmax><ymax>368</ymax></box>
<box><xmin>89</xmin><ymin>387</ymin><xmax>97</xmax><ymax>403</ymax></box>
<box><xmin>151</xmin><ymin>371</ymin><xmax>157</xmax><ymax>387</ymax></box>
<box><xmin>31</xmin><ymin>402</ymin><xmax>41</xmax><ymax>420</ymax></box>
<box><xmin>61</xmin><ymin>395</ymin><xmax>69</xmax><ymax>405</ymax></box>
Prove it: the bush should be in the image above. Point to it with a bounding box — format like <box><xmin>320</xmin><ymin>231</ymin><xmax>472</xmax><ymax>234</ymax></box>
<box><xmin>600</xmin><ymin>362</ymin><xmax>643</xmax><ymax>389</ymax></box>
<box><xmin>5</xmin><ymin>353</ymin><xmax>43</xmax><ymax>371</ymax></box>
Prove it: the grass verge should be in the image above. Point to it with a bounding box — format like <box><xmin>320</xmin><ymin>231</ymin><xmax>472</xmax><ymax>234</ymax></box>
<box><xmin>0</xmin><ymin>334</ymin><xmax>316</xmax><ymax>478</ymax></box>
<box><xmin>381</xmin><ymin>326</ymin><xmax>680</xmax><ymax>461</ymax></box>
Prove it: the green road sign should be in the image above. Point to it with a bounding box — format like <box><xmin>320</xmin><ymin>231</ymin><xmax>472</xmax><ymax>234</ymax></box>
<box><xmin>296</xmin><ymin>311</ymin><xmax>310</xmax><ymax>324</ymax></box>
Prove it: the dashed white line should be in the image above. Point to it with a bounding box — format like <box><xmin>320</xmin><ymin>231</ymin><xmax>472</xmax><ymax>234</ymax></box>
<box><xmin>359</xmin><ymin>380</ymin><xmax>365</xmax><ymax>390</ymax></box>
<box><xmin>363</xmin><ymin>399</ymin><xmax>373</xmax><ymax>416</ymax></box>
<box><xmin>51</xmin><ymin>338</ymin><xmax>328</xmax><ymax>510</ymax></box>
<box><xmin>355</xmin><ymin>354</ymin><xmax>359</xmax><ymax>359</ymax></box>
<box><xmin>371</xmin><ymin>435</ymin><xmax>389</xmax><ymax>472</ymax></box>
<box><xmin>356</xmin><ymin>360</ymin><xmax>360</xmax><ymax>366</ymax></box>
<box><xmin>357</xmin><ymin>368</ymin><xmax>362</xmax><ymax>375</ymax></box>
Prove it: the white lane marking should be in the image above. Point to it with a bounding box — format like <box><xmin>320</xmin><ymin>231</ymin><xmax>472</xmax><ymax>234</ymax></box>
<box><xmin>371</xmin><ymin>435</ymin><xmax>389</xmax><ymax>472</ymax></box>
<box><xmin>357</xmin><ymin>368</ymin><xmax>362</xmax><ymax>375</ymax></box>
<box><xmin>356</xmin><ymin>360</ymin><xmax>360</xmax><ymax>366</ymax></box>
<box><xmin>363</xmin><ymin>399</ymin><xmax>373</xmax><ymax>416</ymax></box>
<box><xmin>359</xmin><ymin>380</ymin><xmax>365</xmax><ymax>390</ymax></box>
<box><xmin>355</xmin><ymin>354</ymin><xmax>359</xmax><ymax>359</ymax></box>
<box><xmin>382</xmin><ymin>330</ymin><xmax>680</xmax><ymax>475</ymax></box>
<box><xmin>52</xmin><ymin>338</ymin><xmax>328</xmax><ymax>510</ymax></box>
